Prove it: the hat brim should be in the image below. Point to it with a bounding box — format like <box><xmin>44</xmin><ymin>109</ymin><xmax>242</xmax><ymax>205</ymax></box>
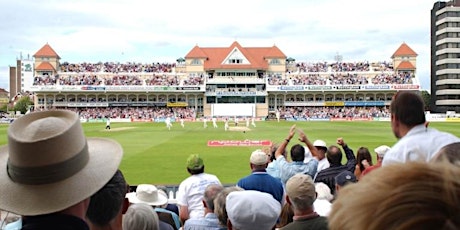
<box><xmin>0</xmin><ymin>137</ymin><xmax>123</xmax><ymax>216</ymax></box>
<box><xmin>126</xmin><ymin>192</ymin><xmax>168</xmax><ymax>206</ymax></box>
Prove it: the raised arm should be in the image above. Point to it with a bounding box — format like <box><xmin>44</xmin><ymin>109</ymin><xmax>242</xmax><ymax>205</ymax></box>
<box><xmin>297</xmin><ymin>128</ymin><xmax>319</xmax><ymax>159</ymax></box>
<box><xmin>337</xmin><ymin>137</ymin><xmax>357</xmax><ymax>172</ymax></box>
<box><xmin>275</xmin><ymin>124</ymin><xmax>296</xmax><ymax>159</ymax></box>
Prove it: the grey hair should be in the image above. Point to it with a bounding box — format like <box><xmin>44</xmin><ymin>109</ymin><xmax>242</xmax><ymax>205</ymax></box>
<box><xmin>123</xmin><ymin>203</ymin><xmax>160</xmax><ymax>230</ymax></box>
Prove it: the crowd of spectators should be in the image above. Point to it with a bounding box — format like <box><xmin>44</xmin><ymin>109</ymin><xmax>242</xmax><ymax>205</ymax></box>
<box><xmin>67</xmin><ymin>107</ymin><xmax>196</xmax><ymax>120</ymax></box>
<box><xmin>269</xmin><ymin>72</ymin><xmax>414</xmax><ymax>86</ymax></box>
<box><xmin>280</xmin><ymin>106</ymin><xmax>390</xmax><ymax>119</ymax></box>
<box><xmin>59</xmin><ymin>62</ymin><xmax>175</xmax><ymax>73</ymax></box>
<box><xmin>294</xmin><ymin>61</ymin><xmax>393</xmax><ymax>73</ymax></box>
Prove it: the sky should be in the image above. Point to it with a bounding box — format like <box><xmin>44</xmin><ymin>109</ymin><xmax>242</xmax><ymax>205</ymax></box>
<box><xmin>0</xmin><ymin>0</ymin><xmax>440</xmax><ymax>92</ymax></box>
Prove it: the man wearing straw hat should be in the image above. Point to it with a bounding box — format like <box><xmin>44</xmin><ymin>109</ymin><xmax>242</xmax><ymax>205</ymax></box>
<box><xmin>0</xmin><ymin>110</ymin><xmax>123</xmax><ymax>229</ymax></box>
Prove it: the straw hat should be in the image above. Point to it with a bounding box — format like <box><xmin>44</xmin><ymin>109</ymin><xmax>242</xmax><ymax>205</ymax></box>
<box><xmin>126</xmin><ymin>184</ymin><xmax>168</xmax><ymax>206</ymax></box>
<box><xmin>0</xmin><ymin>110</ymin><xmax>123</xmax><ymax>216</ymax></box>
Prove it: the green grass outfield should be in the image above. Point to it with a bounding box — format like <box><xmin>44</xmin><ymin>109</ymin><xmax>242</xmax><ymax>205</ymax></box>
<box><xmin>0</xmin><ymin>121</ymin><xmax>459</xmax><ymax>185</ymax></box>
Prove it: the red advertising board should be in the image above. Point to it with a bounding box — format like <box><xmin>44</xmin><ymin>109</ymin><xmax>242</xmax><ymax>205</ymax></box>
<box><xmin>207</xmin><ymin>140</ymin><xmax>272</xmax><ymax>147</ymax></box>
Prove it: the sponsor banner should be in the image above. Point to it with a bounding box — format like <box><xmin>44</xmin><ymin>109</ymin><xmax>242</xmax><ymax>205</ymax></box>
<box><xmin>344</xmin><ymin>101</ymin><xmax>385</xmax><ymax>106</ymax></box>
<box><xmin>362</xmin><ymin>85</ymin><xmax>391</xmax><ymax>90</ymax></box>
<box><xmin>446</xmin><ymin>117</ymin><xmax>460</xmax><ymax>122</ymax></box>
<box><xmin>373</xmin><ymin>117</ymin><xmax>391</xmax><ymax>122</ymax></box>
<box><xmin>176</xmin><ymin>87</ymin><xmax>201</xmax><ymax>90</ymax></box>
<box><xmin>306</xmin><ymin>86</ymin><xmax>333</xmax><ymax>90</ymax></box>
<box><xmin>330</xmin><ymin>118</ymin><xmax>351</xmax><ymax>121</ymax></box>
<box><xmin>392</xmin><ymin>85</ymin><xmax>420</xmax><ymax>90</ymax></box>
<box><xmin>278</xmin><ymin>86</ymin><xmax>305</xmax><ymax>91</ymax></box>
<box><xmin>309</xmin><ymin>118</ymin><xmax>331</xmax><ymax>121</ymax></box>
<box><xmin>352</xmin><ymin>117</ymin><xmax>373</xmax><ymax>121</ymax></box>
<box><xmin>333</xmin><ymin>85</ymin><xmax>361</xmax><ymax>90</ymax></box>
<box><xmin>208</xmin><ymin>140</ymin><xmax>272</xmax><ymax>147</ymax></box>
<box><xmin>325</xmin><ymin>101</ymin><xmax>345</xmax><ymax>106</ymax></box>
<box><xmin>167</xmin><ymin>102</ymin><xmax>189</xmax><ymax>107</ymax></box>
<box><xmin>131</xmin><ymin>118</ymin><xmax>153</xmax><ymax>122</ymax></box>
<box><xmin>81</xmin><ymin>86</ymin><xmax>106</xmax><ymax>91</ymax></box>
<box><xmin>215</xmin><ymin>91</ymin><xmax>257</xmax><ymax>96</ymax></box>
<box><xmin>67</xmin><ymin>103</ymin><xmax>108</xmax><ymax>107</ymax></box>
<box><xmin>109</xmin><ymin>102</ymin><xmax>166</xmax><ymax>107</ymax></box>
<box><xmin>284</xmin><ymin>102</ymin><xmax>324</xmax><ymax>106</ymax></box>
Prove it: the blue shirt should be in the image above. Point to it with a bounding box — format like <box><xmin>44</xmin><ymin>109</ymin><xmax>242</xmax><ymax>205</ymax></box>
<box><xmin>266</xmin><ymin>160</ymin><xmax>281</xmax><ymax>180</ymax></box>
<box><xmin>236</xmin><ymin>169</ymin><xmax>284</xmax><ymax>203</ymax></box>
<box><xmin>277</xmin><ymin>156</ymin><xmax>318</xmax><ymax>185</ymax></box>
<box><xmin>183</xmin><ymin>213</ymin><xmax>221</xmax><ymax>230</ymax></box>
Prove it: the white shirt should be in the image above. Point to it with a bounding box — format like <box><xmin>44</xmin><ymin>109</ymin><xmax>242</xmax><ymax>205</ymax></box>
<box><xmin>317</xmin><ymin>158</ymin><xmax>330</xmax><ymax>173</ymax></box>
<box><xmin>176</xmin><ymin>173</ymin><xmax>221</xmax><ymax>219</ymax></box>
<box><xmin>383</xmin><ymin>124</ymin><xmax>460</xmax><ymax>166</ymax></box>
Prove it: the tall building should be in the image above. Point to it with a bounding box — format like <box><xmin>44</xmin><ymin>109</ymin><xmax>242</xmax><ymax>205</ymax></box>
<box><xmin>431</xmin><ymin>0</ymin><xmax>460</xmax><ymax>112</ymax></box>
<box><xmin>9</xmin><ymin>54</ymin><xmax>34</xmax><ymax>101</ymax></box>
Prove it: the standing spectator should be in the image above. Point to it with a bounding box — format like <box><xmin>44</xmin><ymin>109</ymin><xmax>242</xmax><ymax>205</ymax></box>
<box><xmin>275</xmin><ymin>125</ymin><xmax>319</xmax><ymax>185</ymax></box>
<box><xmin>236</xmin><ymin>149</ymin><xmax>284</xmax><ymax>203</ymax></box>
<box><xmin>313</xmin><ymin>140</ymin><xmax>329</xmax><ymax>173</ymax></box>
<box><xmin>226</xmin><ymin>190</ymin><xmax>281</xmax><ymax>230</ymax></box>
<box><xmin>123</xmin><ymin>203</ymin><xmax>161</xmax><ymax>230</ymax></box>
<box><xmin>177</xmin><ymin>154</ymin><xmax>221</xmax><ymax>224</ymax></box>
<box><xmin>266</xmin><ymin>143</ymin><xmax>284</xmax><ymax>181</ymax></box>
<box><xmin>354</xmin><ymin>147</ymin><xmax>373</xmax><ymax>180</ymax></box>
<box><xmin>361</xmin><ymin>145</ymin><xmax>391</xmax><ymax>177</ymax></box>
<box><xmin>0</xmin><ymin>110</ymin><xmax>123</xmax><ymax>229</ymax></box>
<box><xmin>183</xmin><ymin>184</ymin><xmax>223</xmax><ymax>230</ymax></box>
<box><xmin>281</xmin><ymin>174</ymin><xmax>328</xmax><ymax>230</ymax></box>
<box><xmin>87</xmin><ymin>169</ymin><xmax>130</xmax><ymax>230</ymax></box>
<box><xmin>383</xmin><ymin>91</ymin><xmax>460</xmax><ymax>165</ymax></box>
<box><xmin>314</xmin><ymin>137</ymin><xmax>356</xmax><ymax>195</ymax></box>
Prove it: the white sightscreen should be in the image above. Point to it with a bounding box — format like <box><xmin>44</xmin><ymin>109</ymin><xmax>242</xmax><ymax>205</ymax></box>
<box><xmin>211</xmin><ymin>104</ymin><xmax>255</xmax><ymax>117</ymax></box>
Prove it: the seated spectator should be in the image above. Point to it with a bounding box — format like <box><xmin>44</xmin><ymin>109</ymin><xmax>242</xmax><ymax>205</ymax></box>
<box><xmin>432</xmin><ymin>142</ymin><xmax>460</xmax><ymax>166</ymax></box>
<box><xmin>213</xmin><ymin>186</ymin><xmax>244</xmax><ymax>229</ymax></box>
<box><xmin>177</xmin><ymin>154</ymin><xmax>221</xmax><ymax>223</ymax></box>
<box><xmin>276</xmin><ymin>203</ymin><xmax>294</xmax><ymax>229</ymax></box>
<box><xmin>126</xmin><ymin>184</ymin><xmax>179</xmax><ymax>230</ymax></box>
<box><xmin>156</xmin><ymin>185</ymin><xmax>179</xmax><ymax>216</ymax></box>
<box><xmin>334</xmin><ymin>171</ymin><xmax>357</xmax><ymax>195</ymax></box>
<box><xmin>236</xmin><ymin>149</ymin><xmax>284</xmax><ymax>203</ymax></box>
<box><xmin>86</xmin><ymin>169</ymin><xmax>130</xmax><ymax>230</ymax></box>
<box><xmin>123</xmin><ymin>203</ymin><xmax>161</xmax><ymax>230</ymax></box>
<box><xmin>361</xmin><ymin>145</ymin><xmax>391</xmax><ymax>177</ymax></box>
<box><xmin>183</xmin><ymin>184</ymin><xmax>223</xmax><ymax>230</ymax></box>
<box><xmin>281</xmin><ymin>174</ymin><xmax>328</xmax><ymax>230</ymax></box>
<box><xmin>329</xmin><ymin>162</ymin><xmax>460</xmax><ymax>229</ymax></box>
<box><xmin>0</xmin><ymin>110</ymin><xmax>123</xmax><ymax>230</ymax></box>
<box><xmin>313</xmin><ymin>182</ymin><xmax>333</xmax><ymax>216</ymax></box>
<box><xmin>226</xmin><ymin>190</ymin><xmax>281</xmax><ymax>230</ymax></box>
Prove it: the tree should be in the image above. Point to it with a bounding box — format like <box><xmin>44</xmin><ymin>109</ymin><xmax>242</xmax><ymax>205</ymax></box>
<box><xmin>14</xmin><ymin>96</ymin><xmax>33</xmax><ymax>114</ymax></box>
<box><xmin>421</xmin><ymin>90</ymin><xmax>431</xmax><ymax>111</ymax></box>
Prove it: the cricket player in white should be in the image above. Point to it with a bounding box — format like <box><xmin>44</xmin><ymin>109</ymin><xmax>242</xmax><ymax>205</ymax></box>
<box><xmin>246</xmin><ymin>117</ymin><xmax>250</xmax><ymax>127</ymax></box>
<box><xmin>165</xmin><ymin>116</ymin><xmax>172</xmax><ymax>130</ymax></box>
<box><xmin>276</xmin><ymin>110</ymin><xmax>281</xmax><ymax>122</ymax></box>
<box><xmin>203</xmin><ymin>117</ymin><xmax>208</xmax><ymax>128</ymax></box>
<box><xmin>224</xmin><ymin>118</ymin><xmax>229</xmax><ymax>131</ymax></box>
<box><xmin>180</xmin><ymin>118</ymin><xmax>185</xmax><ymax>128</ymax></box>
<box><xmin>212</xmin><ymin>117</ymin><xmax>218</xmax><ymax>128</ymax></box>
<box><xmin>251</xmin><ymin>117</ymin><xmax>256</xmax><ymax>127</ymax></box>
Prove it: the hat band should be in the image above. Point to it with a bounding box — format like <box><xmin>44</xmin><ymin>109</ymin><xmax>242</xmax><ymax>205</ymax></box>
<box><xmin>6</xmin><ymin>142</ymin><xmax>90</xmax><ymax>185</ymax></box>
